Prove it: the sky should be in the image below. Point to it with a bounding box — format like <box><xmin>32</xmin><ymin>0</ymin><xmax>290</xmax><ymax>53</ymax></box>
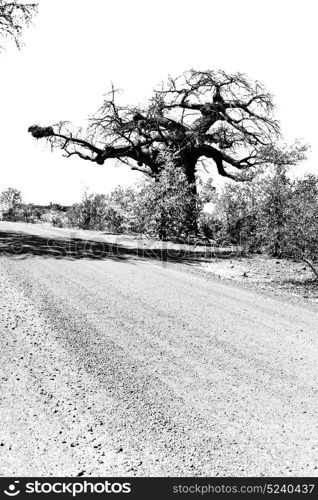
<box><xmin>0</xmin><ymin>0</ymin><xmax>317</xmax><ymax>204</ymax></box>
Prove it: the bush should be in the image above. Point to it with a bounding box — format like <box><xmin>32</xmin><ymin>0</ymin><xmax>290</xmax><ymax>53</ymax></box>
<box><xmin>134</xmin><ymin>159</ymin><xmax>201</xmax><ymax>240</ymax></box>
<box><xmin>282</xmin><ymin>175</ymin><xmax>318</xmax><ymax>277</ymax></box>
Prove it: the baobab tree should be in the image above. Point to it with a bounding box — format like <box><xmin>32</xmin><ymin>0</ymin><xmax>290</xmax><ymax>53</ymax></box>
<box><xmin>0</xmin><ymin>0</ymin><xmax>37</xmax><ymax>48</ymax></box>
<box><xmin>28</xmin><ymin>69</ymin><xmax>304</xmax><ymax>231</ymax></box>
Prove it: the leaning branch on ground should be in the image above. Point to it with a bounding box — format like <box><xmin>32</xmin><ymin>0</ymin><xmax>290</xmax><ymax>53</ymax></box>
<box><xmin>301</xmin><ymin>257</ymin><xmax>318</xmax><ymax>281</ymax></box>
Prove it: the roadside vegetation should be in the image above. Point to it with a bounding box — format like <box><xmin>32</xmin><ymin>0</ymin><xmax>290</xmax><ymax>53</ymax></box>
<box><xmin>1</xmin><ymin>160</ymin><xmax>318</xmax><ymax>284</ymax></box>
<box><xmin>0</xmin><ymin>18</ymin><xmax>316</xmax><ymax>290</ymax></box>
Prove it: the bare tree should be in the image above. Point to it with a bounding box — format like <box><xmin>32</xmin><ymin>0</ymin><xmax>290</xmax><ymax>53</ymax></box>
<box><xmin>0</xmin><ymin>0</ymin><xmax>37</xmax><ymax>48</ymax></box>
<box><xmin>28</xmin><ymin>69</ymin><xmax>303</xmax><ymax>230</ymax></box>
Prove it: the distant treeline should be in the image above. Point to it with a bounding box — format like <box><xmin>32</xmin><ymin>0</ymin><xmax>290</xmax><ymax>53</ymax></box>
<box><xmin>1</xmin><ymin>164</ymin><xmax>318</xmax><ymax>277</ymax></box>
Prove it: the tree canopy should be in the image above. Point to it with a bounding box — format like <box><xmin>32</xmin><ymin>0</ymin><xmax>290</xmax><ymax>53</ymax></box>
<box><xmin>0</xmin><ymin>186</ymin><xmax>22</xmax><ymax>209</ymax></box>
<box><xmin>0</xmin><ymin>0</ymin><xmax>37</xmax><ymax>48</ymax></box>
<box><xmin>29</xmin><ymin>69</ymin><xmax>302</xmax><ymax>186</ymax></box>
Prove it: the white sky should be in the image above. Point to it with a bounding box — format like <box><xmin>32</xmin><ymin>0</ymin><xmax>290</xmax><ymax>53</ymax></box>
<box><xmin>0</xmin><ymin>0</ymin><xmax>317</xmax><ymax>204</ymax></box>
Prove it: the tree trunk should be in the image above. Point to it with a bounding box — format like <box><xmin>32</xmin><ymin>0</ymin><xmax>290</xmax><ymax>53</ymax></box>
<box><xmin>184</xmin><ymin>164</ymin><xmax>199</xmax><ymax>237</ymax></box>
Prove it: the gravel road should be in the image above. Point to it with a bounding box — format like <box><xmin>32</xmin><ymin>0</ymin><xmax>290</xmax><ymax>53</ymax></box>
<box><xmin>0</xmin><ymin>223</ymin><xmax>318</xmax><ymax>476</ymax></box>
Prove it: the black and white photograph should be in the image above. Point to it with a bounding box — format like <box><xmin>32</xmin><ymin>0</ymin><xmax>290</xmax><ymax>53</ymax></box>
<box><xmin>0</xmin><ymin>0</ymin><xmax>317</xmax><ymax>496</ymax></box>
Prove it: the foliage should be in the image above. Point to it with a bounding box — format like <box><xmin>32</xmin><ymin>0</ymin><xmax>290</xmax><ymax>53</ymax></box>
<box><xmin>255</xmin><ymin>167</ymin><xmax>292</xmax><ymax>256</ymax></box>
<box><xmin>198</xmin><ymin>212</ymin><xmax>221</xmax><ymax>241</ymax></box>
<box><xmin>0</xmin><ymin>186</ymin><xmax>22</xmax><ymax>207</ymax></box>
<box><xmin>0</xmin><ymin>187</ymin><xmax>23</xmax><ymax>220</ymax></box>
<box><xmin>207</xmin><ymin>170</ymin><xmax>318</xmax><ymax>278</ymax></box>
<box><xmin>105</xmin><ymin>186</ymin><xmax>138</xmax><ymax>233</ymax></box>
<box><xmin>283</xmin><ymin>175</ymin><xmax>318</xmax><ymax>277</ymax></box>
<box><xmin>0</xmin><ymin>0</ymin><xmax>37</xmax><ymax>49</ymax></box>
<box><xmin>59</xmin><ymin>159</ymin><xmax>200</xmax><ymax>239</ymax></box>
<box><xmin>2</xmin><ymin>164</ymin><xmax>318</xmax><ymax>279</ymax></box>
<box><xmin>76</xmin><ymin>192</ymin><xmax>108</xmax><ymax>231</ymax></box>
<box><xmin>199</xmin><ymin>178</ymin><xmax>216</xmax><ymax>204</ymax></box>
<box><xmin>63</xmin><ymin>189</ymin><xmax>137</xmax><ymax>233</ymax></box>
<box><xmin>134</xmin><ymin>158</ymin><xmax>202</xmax><ymax>239</ymax></box>
<box><xmin>211</xmin><ymin>180</ymin><xmax>260</xmax><ymax>248</ymax></box>
<box><xmin>40</xmin><ymin>209</ymin><xmax>68</xmax><ymax>228</ymax></box>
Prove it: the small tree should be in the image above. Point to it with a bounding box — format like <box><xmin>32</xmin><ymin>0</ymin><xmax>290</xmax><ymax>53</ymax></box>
<box><xmin>105</xmin><ymin>186</ymin><xmax>137</xmax><ymax>233</ymax></box>
<box><xmin>76</xmin><ymin>192</ymin><xmax>108</xmax><ymax>231</ymax></box>
<box><xmin>283</xmin><ymin>175</ymin><xmax>318</xmax><ymax>279</ymax></box>
<box><xmin>64</xmin><ymin>203</ymin><xmax>84</xmax><ymax>229</ymax></box>
<box><xmin>135</xmin><ymin>154</ymin><xmax>201</xmax><ymax>240</ymax></box>
<box><xmin>256</xmin><ymin>167</ymin><xmax>292</xmax><ymax>256</ymax></box>
<box><xmin>212</xmin><ymin>179</ymin><xmax>261</xmax><ymax>248</ymax></box>
<box><xmin>255</xmin><ymin>144</ymin><xmax>306</xmax><ymax>256</ymax></box>
<box><xmin>0</xmin><ymin>186</ymin><xmax>23</xmax><ymax>220</ymax></box>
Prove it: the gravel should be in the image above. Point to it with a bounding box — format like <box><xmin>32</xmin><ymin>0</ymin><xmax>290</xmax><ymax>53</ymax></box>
<box><xmin>0</xmin><ymin>222</ymin><xmax>318</xmax><ymax>476</ymax></box>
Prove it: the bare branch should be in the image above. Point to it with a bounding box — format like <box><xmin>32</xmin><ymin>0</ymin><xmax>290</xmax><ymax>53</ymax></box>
<box><xmin>28</xmin><ymin>69</ymin><xmax>299</xmax><ymax>189</ymax></box>
<box><xmin>0</xmin><ymin>1</ymin><xmax>38</xmax><ymax>49</ymax></box>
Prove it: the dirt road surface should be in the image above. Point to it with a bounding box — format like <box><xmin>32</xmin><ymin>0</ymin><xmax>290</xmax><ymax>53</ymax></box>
<box><xmin>0</xmin><ymin>222</ymin><xmax>317</xmax><ymax>476</ymax></box>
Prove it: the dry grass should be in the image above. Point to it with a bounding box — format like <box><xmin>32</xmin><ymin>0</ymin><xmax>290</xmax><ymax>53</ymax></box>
<box><xmin>199</xmin><ymin>255</ymin><xmax>318</xmax><ymax>303</ymax></box>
